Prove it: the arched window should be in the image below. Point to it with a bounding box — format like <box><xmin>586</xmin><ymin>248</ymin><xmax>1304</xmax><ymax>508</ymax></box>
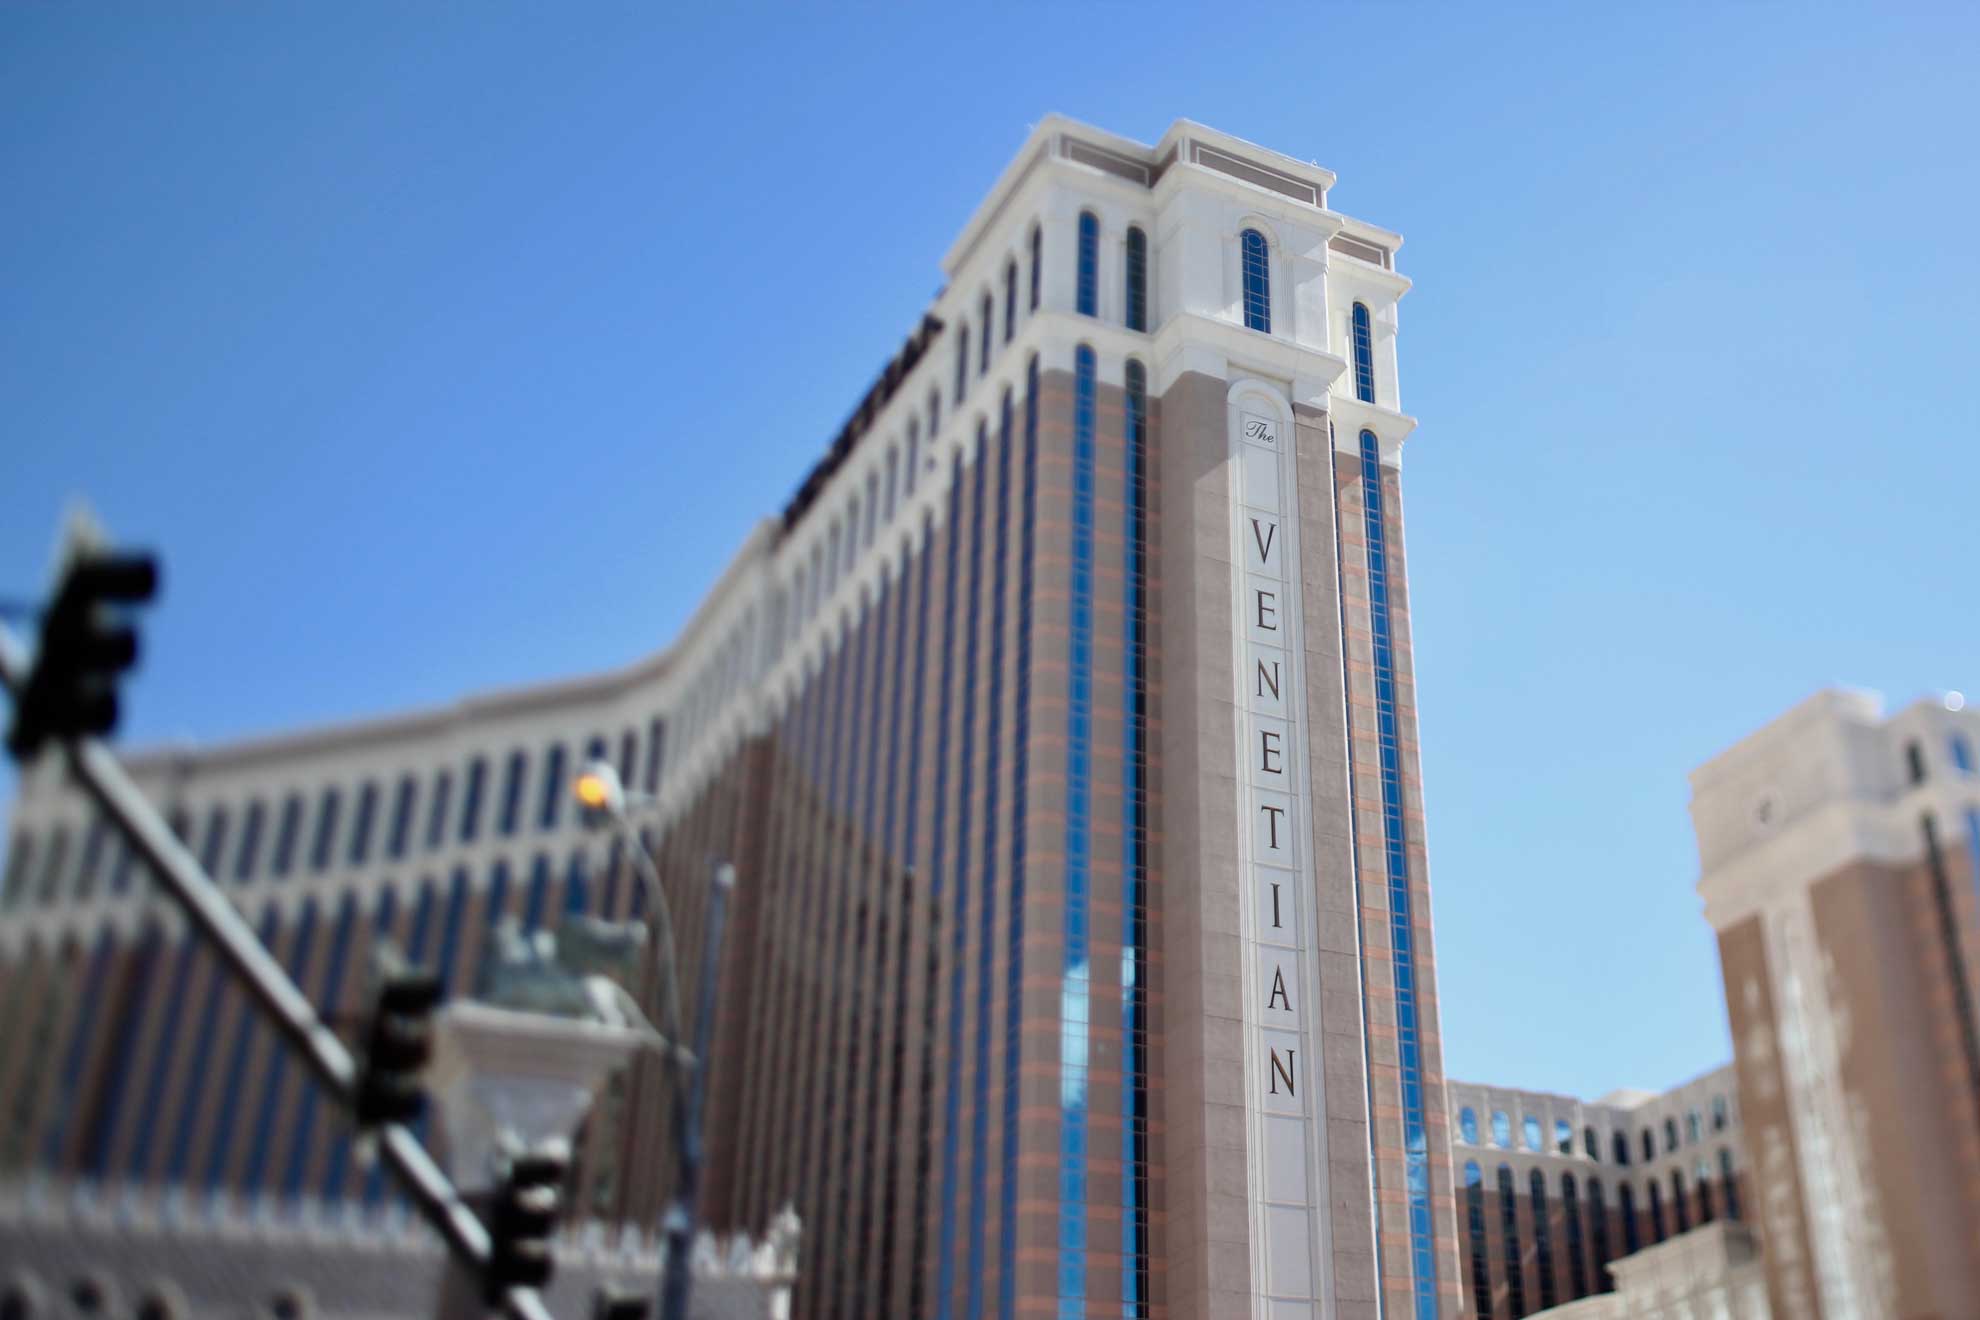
<box><xmin>1906</xmin><ymin>739</ymin><xmax>1927</xmax><ymax>784</ymax></box>
<box><xmin>1498</xmin><ymin>1165</ymin><xmax>1526</xmax><ymax>1314</ymax></box>
<box><xmin>1671</xmin><ymin>1169</ymin><xmax>1691</xmax><ymax>1231</ymax></box>
<box><xmin>955</xmin><ymin>323</ymin><xmax>970</xmax><ymax>403</ymax></box>
<box><xmin>1491</xmin><ymin>1110</ymin><xmax>1511</xmax><ymax>1147</ymax></box>
<box><xmin>1664</xmin><ymin>1117</ymin><xmax>1679</xmax><ymax>1152</ymax></box>
<box><xmin>1587</xmin><ymin>1177</ymin><xmax>1611</xmax><ymax>1279</ymax></box>
<box><xmin>1076</xmin><ymin>211</ymin><xmax>1100</xmax><ymax>317</ymax></box>
<box><xmin>1459</xmin><ymin>1106</ymin><xmax>1478</xmax><ymax>1144</ymax></box>
<box><xmin>1641</xmin><ymin>1127</ymin><xmax>1654</xmax><ymax>1162</ymax></box>
<box><xmin>1352</xmin><ymin>301</ymin><xmax>1375</xmax><ymax>403</ymax></box>
<box><xmin>864</xmin><ymin>471</ymin><xmax>879</xmax><ymax>547</ymax></box>
<box><xmin>1125</xmin><ymin>226</ymin><xmax>1148</xmax><ymax>332</ymax></box>
<box><xmin>1719</xmin><ymin>1147</ymin><xmax>1740</xmax><ymax>1220</ymax></box>
<box><xmin>1648</xmin><ymin>1177</ymin><xmax>1666</xmax><ymax>1242</ymax></box>
<box><xmin>75</xmin><ymin>818</ymin><xmax>108</xmax><ymax>900</ymax></box>
<box><xmin>1952</xmin><ymin>733</ymin><xmax>1976</xmax><ymax>775</ymax></box>
<box><xmin>1523</xmin><ymin>1114</ymin><xmax>1543</xmax><ymax>1151</ymax></box>
<box><xmin>884</xmin><ymin>445</ymin><xmax>900</xmax><ymax>522</ymax></box>
<box><xmin>1003</xmin><ymin>259</ymin><xmax>1018</xmax><ymax>343</ymax></box>
<box><xmin>1712</xmin><ymin>1095</ymin><xmax>1729</xmax><ymax>1131</ymax></box>
<box><xmin>282</xmin><ymin>888</ymin><xmax>358</xmax><ymax>1208</ymax></box>
<box><xmin>198</xmin><ymin>806</ymin><xmax>231</xmax><ymax>877</ymax></box>
<box><xmin>906</xmin><ymin>418</ymin><xmax>922</xmax><ymax>497</ymax></box>
<box><xmin>1240</xmin><ymin>228</ymin><xmax>1271</xmax><ymax>332</ymax></box>
<box><xmin>1555</xmin><ymin>1118</ymin><xmax>1572</xmax><ymax>1154</ymax></box>
<box><xmin>1618</xmin><ymin>1181</ymin><xmax>1640</xmax><ymax>1254</ymax></box>
<box><xmin>235</xmin><ymin>801</ymin><xmax>265</xmax><ymax>882</ymax></box>
<box><xmin>928</xmin><ymin>389</ymin><xmax>942</xmax><ymax>443</ymax></box>
<box><xmin>1695</xmin><ymin>1159</ymin><xmax>1715</xmax><ymax>1223</ymax></box>
<box><xmin>1613</xmin><ymin>1131</ymin><xmax>1630</xmax><ymax>1166</ymax></box>
<box><xmin>1530</xmin><ymin>1169</ymin><xmax>1558</xmax><ymax>1308</ymax></box>
<box><xmin>564</xmin><ymin>847</ymin><xmax>590</xmax><ymax>916</ymax></box>
<box><xmin>1561</xmin><ymin>1172</ymin><xmax>1588</xmax><ymax>1298</ymax></box>
<box><xmin>538</xmin><ymin>744</ymin><xmax>566</xmax><ymax>832</ymax></box>
<box><xmin>34</xmin><ymin>825</ymin><xmax>69</xmax><ymax>903</ymax></box>
<box><xmin>1463</xmin><ymin>1162</ymin><xmax>1490</xmax><ymax>1318</ymax></box>
<box><xmin>1029</xmin><ymin>223</ymin><xmax>1043</xmax><ymax>311</ymax></box>
<box><xmin>979</xmin><ymin>292</ymin><xmax>993</xmax><ymax>374</ymax></box>
<box><xmin>242</xmin><ymin>897</ymin><xmax>319</xmax><ymax>1190</ymax></box>
<box><xmin>1583</xmin><ymin>1124</ymin><xmax>1598</xmax><ymax>1159</ymax></box>
<box><xmin>1</xmin><ymin>832</ymin><xmax>32</xmax><ymax>908</ymax></box>
<box><xmin>1685</xmin><ymin>1108</ymin><xmax>1702</xmax><ymax>1144</ymax></box>
<box><xmin>309</xmin><ymin>787</ymin><xmax>341</xmax><ymax>872</ymax></box>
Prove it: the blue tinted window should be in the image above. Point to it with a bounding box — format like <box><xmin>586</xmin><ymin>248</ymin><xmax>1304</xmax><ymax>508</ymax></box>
<box><xmin>1562</xmin><ymin>1173</ymin><xmax>1589</xmax><ymax>1298</ymax></box>
<box><xmin>425</xmin><ymin>771</ymin><xmax>452</xmax><ymax>850</ymax></box>
<box><xmin>498</xmin><ymin>749</ymin><xmax>526</xmax><ymax>837</ymax></box>
<box><xmin>43</xmin><ymin>930</ymin><xmax>115</xmax><ymax>1165</ymax></box>
<box><xmin>1003</xmin><ymin>260</ymin><xmax>1017</xmax><ymax>343</ymax></box>
<box><xmin>1498</xmin><ymin>1164</ymin><xmax>1525</xmax><ymax>1314</ymax></box>
<box><xmin>198</xmin><ymin>806</ymin><xmax>230</xmax><ymax>876</ymax></box>
<box><xmin>1125</xmin><ymin>226</ymin><xmax>1147</xmax><ymax>332</ymax></box>
<box><xmin>1459</xmin><ymin>1106</ymin><xmax>1478</xmax><ymax>1143</ymax></box>
<box><xmin>1056</xmin><ymin>344</ymin><xmax>1099</xmax><ymax>1315</ymax></box>
<box><xmin>126</xmin><ymin>934</ymin><xmax>199</xmax><ymax>1180</ymax></box>
<box><xmin>386</xmin><ymin>776</ymin><xmax>416</xmax><ymax>860</ymax></box>
<box><xmin>79</xmin><ymin>923</ymin><xmax>163</xmax><ymax>1178</ymax></box>
<box><xmin>1029</xmin><ymin>224</ymin><xmax>1042</xmax><ymax>311</ymax></box>
<box><xmin>164</xmin><ymin>945</ymin><xmax>228</xmax><ymax>1184</ymax></box>
<box><xmin>282</xmin><ymin>891</ymin><xmax>357</xmax><ymax>1207</ymax></box>
<box><xmin>539</xmin><ymin>744</ymin><xmax>567</xmax><ymax>831</ymax></box>
<box><xmin>1952</xmin><ymin>733</ymin><xmax>1975</xmax><ymax>775</ymax></box>
<box><xmin>1076</xmin><ymin>211</ymin><xmax>1099</xmax><ymax>317</ymax></box>
<box><xmin>235</xmin><ymin>802</ymin><xmax>265</xmax><ymax>882</ymax></box>
<box><xmin>203</xmin><ymin>905</ymin><xmax>282</xmax><ymax>1193</ymax></box>
<box><xmin>1465</xmin><ymin>1162</ymin><xmax>1490</xmax><ymax>1314</ymax></box>
<box><xmin>1122</xmin><ymin>358</ymin><xmax>1151</xmax><ymax>1312</ymax></box>
<box><xmin>349</xmin><ymin>782</ymin><xmax>378</xmax><ymax>866</ymax></box>
<box><xmin>1531</xmin><ymin>1168</ymin><xmax>1557</xmax><ymax>1308</ymax></box>
<box><xmin>1240</xmin><ymin>228</ymin><xmax>1271</xmax><ymax>332</ymax></box>
<box><xmin>1524</xmin><ymin>1114</ymin><xmax>1543</xmax><ymax>1151</ymax></box>
<box><xmin>524</xmin><ymin>854</ymin><xmax>551</xmax><ymax>931</ymax></box>
<box><xmin>563</xmin><ymin>848</ymin><xmax>590</xmax><ymax>916</ymax></box>
<box><xmin>459</xmin><ymin>758</ymin><xmax>487</xmax><ymax>844</ymax></box>
<box><xmin>309</xmin><ymin>788</ymin><xmax>341</xmax><ymax>873</ymax></box>
<box><xmin>1352</xmin><ymin>301</ymin><xmax>1375</xmax><ymax>402</ymax></box>
<box><xmin>271</xmin><ymin>794</ymin><xmax>304</xmax><ymax>878</ymax></box>
<box><xmin>1492</xmin><ymin>1109</ymin><xmax>1511</xmax><ymax>1146</ymax></box>
<box><xmin>323</xmin><ymin>883</ymin><xmax>394</xmax><ymax>1209</ymax></box>
<box><xmin>243</xmin><ymin>898</ymin><xmax>320</xmax><ymax>1191</ymax></box>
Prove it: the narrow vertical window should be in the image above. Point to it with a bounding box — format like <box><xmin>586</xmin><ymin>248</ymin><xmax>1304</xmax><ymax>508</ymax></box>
<box><xmin>1459</xmin><ymin>1106</ymin><xmax>1478</xmax><ymax>1143</ymax></box>
<box><xmin>1</xmin><ymin>833</ymin><xmax>33</xmax><ymax>908</ymax></box>
<box><xmin>1588</xmin><ymin>1177</ymin><xmax>1612</xmax><ymax>1283</ymax></box>
<box><xmin>1562</xmin><ymin>1173</ymin><xmax>1589</xmax><ymax>1298</ymax></box>
<box><xmin>1498</xmin><ymin>1164</ymin><xmax>1526</xmax><ymax>1314</ymax></box>
<box><xmin>387</xmin><ymin>776</ymin><xmax>417</xmax><ymax>860</ymax></box>
<box><xmin>498</xmin><ymin>750</ymin><xmax>526</xmax><ymax>837</ymax></box>
<box><xmin>955</xmin><ymin>324</ymin><xmax>969</xmax><ymax>404</ymax></box>
<box><xmin>1530</xmin><ymin>1168</ymin><xmax>1557</xmax><ymax>1309</ymax></box>
<box><xmin>1613</xmin><ymin>1131</ymin><xmax>1630</xmax><ymax>1165</ymax></box>
<box><xmin>1240</xmin><ymin>228</ymin><xmax>1271</xmax><ymax>332</ymax></box>
<box><xmin>1672</xmin><ymin>1170</ymin><xmax>1691</xmax><ymax>1231</ymax></box>
<box><xmin>235</xmin><ymin>802</ymin><xmax>265</xmax><ymax>882</ymax></box>
<box><xmin>643</xmin><ymin>718</ymin><xmax>665</xmax><ymax>793</ymax></box>
<box><xmin>979</xmin><ymin>293</ymin><xmax>992</xmax><ymax>374</ymax></box>
<box><xmin>1906</xmin><ymin>739</ymin><xmax>1927</xmax><ymax>784</ymax></box>
<box><xmin>1029</xmin><ymin>223</ymin><xmax>1042</xmax><ymax>311</ymax></box>
<box><xmin>459</xmin><ymin>757</ymin><xmax>486</xmax><ymax>843</ymax></box>
<box><xmin>35</xmin><ymin>826</ymin><xmax>69</xmax><ymax>904</ymax></box>
<box><xmin>1952</xmin><ymin>733</ymin><xmax>1976</xmax><ymax>775</ymax></box>
<box><xmin>1464</xmin><ymin>1162</ymin><xmax>1491</xmax><ymax>1319</ymax></box>
<box><xmin>929</xmin><ymin>390</ymin><xmax>942</xmax><ymax>444</ymax></box>
<box><xmin>425</xmin><ymin>771</ymin><xmax>453</xmax><ymax>851</ymax></box>
<box><xmin>1076</xmin><ymin>211</ymin><xmax>1099</xmax><ymax>317</ymax></box>
<box><xmin>309</xmin><ymin>788</ymin><xmax>341</xmax><ymax>873</ymax></box>
<box><xmin>198</xmin><ymin>806</ymin><xmax>231</xmax><ymax>877</ymax></box>
<box><xmin>1352</xmin><ymin>301</ymin><xmax>1375</xmax><ymax>403</ymax></box>
<box><xmin>1124</xmin><ymin>225</ymin><xmax>1147</xmax><ymax>332</ymax></box>
<box><xmin>348</xmin><ymin>782</ymin><xmax>378</xmax><ymax>866</ymax></box>
<box><xmin>1619</xmin><ymin>1180</ymin><xmax>1640</xmax><ymax>1253</ymax></box>
<box><xmin>864</xmin><ymin>472</ymin><xmax>880</xmax><ymax>546</ymax></box>
<box><xmin>885</xmin><ymin>445</ymin><xmax>900</xmax><ymax>521</ymax></box>
<box><xmin>1719</xmin><ymin>1147</ymin><xmax>1740</xmax><ymax>1220</ymax></box>
<box><xmin>524</xmin><ymin>854</ymin><xmax>552</xmax><ymax>931</ymax></box>
<box><xmin>1648</xmin><ymin>1178</ymin><xmax>1666</xmax><ymax>1241</ymax></box>
<box><xmin>539</xmin><ymin>744</ymin><xmax>567</xmax><ymax>831</ymax></box>
<box><xmin>272</xmin><ymin>794</ymin><xmax>304</xmax><ymax>878</ymax></box>
<box><xmin>1003</xmin><ymin>259</ymin><xmax>1017</xmax><ymax>342</ymax></box>
<box><xmin>906</xmin><ymin>419</ymin><xmax>922</xmax><ymax>497</ymax></box>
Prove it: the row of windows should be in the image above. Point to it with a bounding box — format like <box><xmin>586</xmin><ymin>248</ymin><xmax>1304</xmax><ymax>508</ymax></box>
<box><xmin>1458</xmin><ymin>1096</ymin><xmax>1731</xmax><ymax>1162</ymax></box>
<box><xmin>1907</xmin><ymin>731</ymin><xmax>1976</xmax><ymax>785</ymax></box>
<box><xmin>1464</xmin><ymin>1153</ymin><xmax>1741</xmax><ymax>1313</ymax></box>
<box><xmin>0</xmin><ymin>722</ymin><xmax>666</xmax><ymax>909</ymax></box>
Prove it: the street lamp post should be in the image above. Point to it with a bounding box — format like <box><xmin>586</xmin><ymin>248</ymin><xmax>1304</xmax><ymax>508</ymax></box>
<box><xmin>572</xmin><ymin>761</ymin><xmax>734</xmax><ymax>1320</ymax></box>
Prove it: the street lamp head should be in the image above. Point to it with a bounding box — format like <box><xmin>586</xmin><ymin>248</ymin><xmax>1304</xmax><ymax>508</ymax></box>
<box><xmin>573</xmin><ymin>760</ymin><xmax>624</xmax><ymax>822</ymax></box>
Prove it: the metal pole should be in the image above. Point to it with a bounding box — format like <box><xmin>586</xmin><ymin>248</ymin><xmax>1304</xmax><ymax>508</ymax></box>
<box><xmin>0</xmin><ymin>621</ymin><xmax>555</xmax><ymax>1320</ymax></box>
<box><xmin>658</xmin><ymin>861</ymin><xmax>733</xmax><ymax>1320</ymax></box>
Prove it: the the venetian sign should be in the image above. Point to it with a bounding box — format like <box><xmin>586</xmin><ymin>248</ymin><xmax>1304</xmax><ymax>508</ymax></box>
<box><xmin>1230</xmin><ymin>396</ymin><xmax>1327</xmax><ymax>1316</ymax></box>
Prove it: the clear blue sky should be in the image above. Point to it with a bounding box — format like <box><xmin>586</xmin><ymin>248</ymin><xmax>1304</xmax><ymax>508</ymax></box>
<box><xmin>5</xmin><ymin>4</ymin><xmax>1976</xmax><ymax>1101</ymax></box>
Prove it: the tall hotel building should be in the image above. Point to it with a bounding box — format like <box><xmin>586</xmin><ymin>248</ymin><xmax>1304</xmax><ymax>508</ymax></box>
<box><xmin>0</xmin><ymin>117</ymin><xmax>1463</xmax><ymax>1318</ymax></box>
<box><xmin>1692</xmin><ymin>689</ymin><xmax>1980</xmax><ymax>1318</ymax></box>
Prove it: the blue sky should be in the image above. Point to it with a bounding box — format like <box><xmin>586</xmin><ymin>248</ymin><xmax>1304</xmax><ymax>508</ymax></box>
<box><xmin>4</xmin><ymin>3</ymin><xmax>1976</xmax><ymax>1100</ymax></box>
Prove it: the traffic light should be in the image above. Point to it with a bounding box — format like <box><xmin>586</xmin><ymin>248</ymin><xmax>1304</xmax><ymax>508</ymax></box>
<box><xmin>5</xmin><ymin>549</ymin><xmax>158</xmax><ymax>760</ymax></box>
<box><xmin>487</xmin><ymin>1140</ymin><xmax>571</xmax><ymax>1300</ymax></box>
<box><xmin>354</xmin><ymin>960</ymin><xmax>442</xmax><ymax>1129</ymax></box>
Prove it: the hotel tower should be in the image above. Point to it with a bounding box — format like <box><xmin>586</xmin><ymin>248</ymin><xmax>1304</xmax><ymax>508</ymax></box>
<box><xmin>0</xmin><ymin>116</ymin><xmax>1463</xmax><ymax>1318</ymax></box>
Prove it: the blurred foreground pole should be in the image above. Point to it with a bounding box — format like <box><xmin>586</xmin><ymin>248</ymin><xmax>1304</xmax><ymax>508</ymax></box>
<box><xmin>0</xmin><ymin>611</ymin><xmax>555</xmax><ymax>1320</ymax></box>
<box><xmin>658</xmin><ymin>862</ymin><xmax>733</xmax><ymax>1320</ymax></box>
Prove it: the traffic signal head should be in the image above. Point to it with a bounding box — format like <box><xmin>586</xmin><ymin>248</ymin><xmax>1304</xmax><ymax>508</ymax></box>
<box><xmin>6</xmin><ymin>550</ymin><xmax>159</xmax><ymax>760</ymax></box>
<box><xmin>487</xmin><ymin>1139</ymin><xmax>571</xmax><ymax>1300</ymax></box>
<box><xmin>354</xmin><ymin>963</ymin><xmax>442</xmax><ymax>1129</ymax></box>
